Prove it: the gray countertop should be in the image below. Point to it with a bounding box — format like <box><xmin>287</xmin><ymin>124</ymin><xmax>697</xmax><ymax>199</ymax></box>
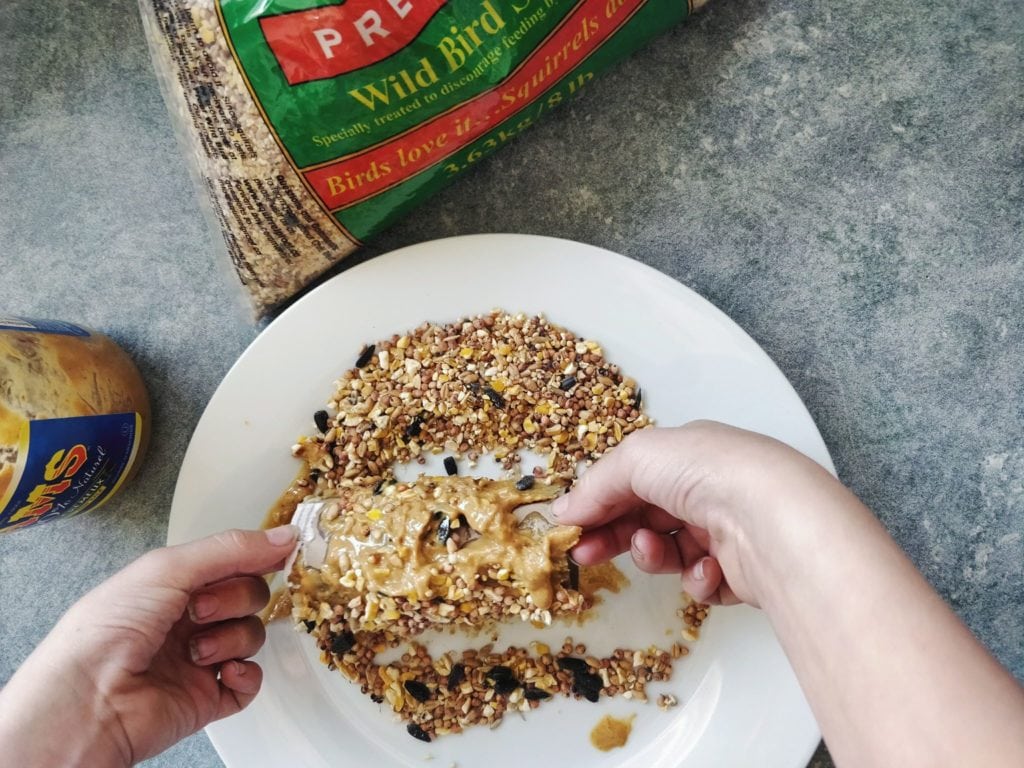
<box><xmin>1</xmin><ymin>0</ymin><xmax>1021</xmax><ymax>766</ymax></box>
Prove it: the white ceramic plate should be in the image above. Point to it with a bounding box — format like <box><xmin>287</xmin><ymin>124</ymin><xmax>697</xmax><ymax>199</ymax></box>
<box><xmin>169</xmin><ymin>234</ymin><xmax>830</xmax><ymax>768</ymax></box>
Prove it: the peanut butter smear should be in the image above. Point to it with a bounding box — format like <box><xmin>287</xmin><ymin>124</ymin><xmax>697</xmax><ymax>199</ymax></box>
<box><xmin>590</xmin><ymin>714</ymin><xmax>636</xmax><ymax>751</ymax></box>
<box><xmin>579</xmin><ymin>560</ymin><xmax>630</xmax><ymax>599</ymax></box>
<box><xmin>261</xmin><ymin>587</ymin><xmax>292</xmax><ymax>624</ymax></box>
<box><xmin>309</xmin><ymin>476</ymin><xmax>580</xmax><ymax>611</ymax></box>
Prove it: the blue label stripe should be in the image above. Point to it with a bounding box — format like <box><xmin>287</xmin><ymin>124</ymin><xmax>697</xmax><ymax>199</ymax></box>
<box><xmin>0</xmin><ymin>413</ymin><xmax>138</xmax><ymax>531</ymax></box>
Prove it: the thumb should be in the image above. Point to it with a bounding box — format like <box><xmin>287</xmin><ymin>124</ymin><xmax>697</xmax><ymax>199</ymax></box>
<box><xmin>133</xmin><ymin>526</ymin><xmax>298</xmax><ymax>592</ymax></box>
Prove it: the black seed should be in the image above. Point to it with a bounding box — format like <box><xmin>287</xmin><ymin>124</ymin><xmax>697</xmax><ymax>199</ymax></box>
<box><xmin>486</xmin><ymin>665</ymin><xmax>515</xmax><ymax>682</ymax></box>
<box><xmin>486</xmin><ymin>666</ymin><xmax>520</xmax><ymax>694</ymax></box>
<box><xmin>373</xmin><ymin>479</ymin><xmax>385</xmax><ymax>494</ymax></box>
<box><xmin>567</xmin><ymin>559</ymin><xmax>580</xmax><ymax>591</ymax></box>
<box><xmin>515</xmin><ymin>475</ymin><xmax>535</xmax><ymax>491</ymax></box>
<box><xmin>403</xmin><ymin>680</ymin><xmax>431</xmax><ymax>702</ymax></box>
<box><xmin>571</xmin><ymin>672</ymin><xmax>603</xmax><ymax>703</ymax></box>
<box><xmin>524</xmin><ymin>688</ymin><xmax>552</xmax><ymax>701</ymax></box>
<box><xmin>467</xmin><ymin>381</ymin><xmax>481</xmax><ymax>394</ymax></box>
<box><xmin>559</xmin><ymin>375</ymin><xmax>576</xmax><ymax>391</ymax></box>
<box><xmin>556</xmin><ymin>657</ymin><xmax>589</xmax><ymax>675</ymax></box>
<box><xmin>404</xmin><ymin>413</ymin><xmax>426</xmax><ymax>439</ymax></box>
<box><xmin>308</xmin><ymin>468</ymin><xmax>321</xmax><ymax>483</ymax></box>
<box><xmin>437</xmin><ymin>515</ymin><xmax>451</xmax><ymax>544</ymax></box>
<box><xmin>303</xmin><ymin>620</ymin><xmax>316</xmax><ymax>633</ymax></box>
<box><xmin>493</xmin><ymin>676</ymin><xmax>520</xmax><ymax>695</ymax></box>
<box><xmin>406</xmin><ymin>723</ymin><xmax>431</xmax><ymax>742</ymax></box>
<box><xmin>483</xmin><ymin>387</ymin><xmax>505</xmax><ymax>409</ymax></box>
<box><xmin>355</xmin><ymin>344</ymin><xmax>375</xmax><ymax>368</ymax></box>
<box><xmin>330</xmin><ymin>631</ymin><xmax>355</xmax><ymax>655</ymax></box>
<box><xmin>447</xmin><ymin>663</ymin><xmax>466</xmax><ymax>688</ymax></box>
<box><xmin>572</xmin><ymin>681</ymin><xmax>601</xmax><ymax>702</ymax></box>
<box><xmin>313</xmin><ymin>409</ymin><xmax>329</xmax><ymax>433</ymax></box>
<box><xmin>370</xmin><ymin>693</ymin><xmax>384</xmax><ymax>704</ymax></box>
<box><xmin>632</xmin><ymin>387</ymin><xmax>643</xmax><ymax>409</ymax></box>
<box><xmin>443</xmin><ymin>456</ymin><xmax>458</xmax><ymax>476</ymax></box>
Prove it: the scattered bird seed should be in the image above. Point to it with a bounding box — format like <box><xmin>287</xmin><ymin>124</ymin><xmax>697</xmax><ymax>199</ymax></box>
<box><xmin>283</xmin><ymin>311</ymin><xmax>674</xmax><ymax>741</ymax></box>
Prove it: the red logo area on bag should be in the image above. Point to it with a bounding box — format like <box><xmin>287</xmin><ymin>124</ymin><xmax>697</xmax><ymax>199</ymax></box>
<box><xmin>260</xmin><ymin>0</ymin><xmax>448</xmax><ymax>86</ymax></box>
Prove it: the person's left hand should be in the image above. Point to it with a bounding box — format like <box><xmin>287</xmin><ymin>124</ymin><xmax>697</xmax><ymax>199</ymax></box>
<box><xmin>0</xmin><ymin>525</ymin><xmax>298</xmax><ymax>767</ymax></box>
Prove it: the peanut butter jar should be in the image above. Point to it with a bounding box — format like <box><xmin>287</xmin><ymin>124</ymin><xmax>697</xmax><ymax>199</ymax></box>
<box><xmin>0</xmin><ymin>317</ymin><xmax>150</xmax><ymax>533</ymax></box>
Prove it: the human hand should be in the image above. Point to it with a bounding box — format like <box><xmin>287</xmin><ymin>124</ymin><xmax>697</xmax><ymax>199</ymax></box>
<box><xmin>558</xmin><ymin>422</ymin><xmax>1024</xmax><ymax>767</ymax></box>
<box><xmin>552</xmin><ymin>420</ymin><xmax>839</xmax><ymax>606</ymax></box>
<box><xmin>0</xmin><ymin>525</ymin><xmax>298</xmax><ymax>767</ymax></box>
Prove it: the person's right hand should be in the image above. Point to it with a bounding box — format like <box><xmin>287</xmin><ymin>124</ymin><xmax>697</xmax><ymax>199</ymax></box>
<box><xmin>555</xmin><ymin>421</ymin><xmax>1024</xmax><ymax>768</ymax></box>
<box><xmin>551</xmin><ymin>420</ymin><xmax>841</xmax><ymax>607</ymax></box>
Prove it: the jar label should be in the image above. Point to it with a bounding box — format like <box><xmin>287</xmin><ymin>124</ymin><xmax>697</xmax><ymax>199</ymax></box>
<box><xmin>0</xmin><ymin>413</ymin><xmax>143</xmax><ymax>532</ymax></box>
<box><xmin>0</xmin><ymin>317</ymin><xmax>91</xmax><ymax>337</ymax></box>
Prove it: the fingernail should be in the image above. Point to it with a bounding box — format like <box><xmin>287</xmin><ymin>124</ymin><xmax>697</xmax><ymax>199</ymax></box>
<box><xmin>551</xmin><ymin>495</ymin><xmax>568</xmax><ymax>518</ymax></box>
<box><xmin>190</xmin><ymin>635</ymin><xmax>217</xmax><ymax>663</ymax></box>
<box><xmin>630</xmin><ymin>531</ymin><xmax>643</xmax><ymax>559</ymax></box>
<box><xmin>694</xmin><ymin>558</ymin><xmax>706</xmax><ymax>581</ymax></box>
<box><xmin>188</xmin><ymin>593</ymin><xmax>218</xmax><ymax>622</ymax></box>
<box><xmin>266</xmin><ymin>524</ymin><xmax>299</xmax><ymax>545</ymax></box>
<box><xmin>230</xmin><ymin>660</ymin><xmax>247</xmax><ymax>677</ymax></box>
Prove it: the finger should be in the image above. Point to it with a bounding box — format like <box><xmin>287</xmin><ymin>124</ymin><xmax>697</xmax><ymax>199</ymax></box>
<box><xmin>188</xmin><ymin>576</ymin><xmax>271</xmax><ymax>624</ymax></box>
<box><xmin>139</xmin><ymin>526</ymin><xmax>298</xmax><ymax>593</ymax></box>
<box><xmin>570</xmin><ymin>505</ymin><xmax>691</xmax><ymax>564</ymax></box>
<box><xmin>571</xmin><ymin>528</ymin><xmax>624</xmax><ymax>565</ymax></box>
<box><xmin>215</xmin><ymin>660</ymin><xmax>263</xmax><ymax>719</ymax></box>
<box><xmin>552</xmin><ymin>428</ymin><xmax>710</xmax><ymax>529</ymax></box>
<box><xmin>674</xmin><ymin>525</ymin><xmax>708</xmax><ymax>566</ymax></box>
<box><xmin>630</xmin><ymin>528</ymin><xmax>684</xmax><ymax>574</ymax></box>
<box><xmin>190</xmin><ymin>616</ymin><xmax>266</xmax><ymax>666</ymax></box>
<box><xmin>680</xmin><ymin>556</ymin><xmax>723</xmax><ymax>604</ymax></box>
